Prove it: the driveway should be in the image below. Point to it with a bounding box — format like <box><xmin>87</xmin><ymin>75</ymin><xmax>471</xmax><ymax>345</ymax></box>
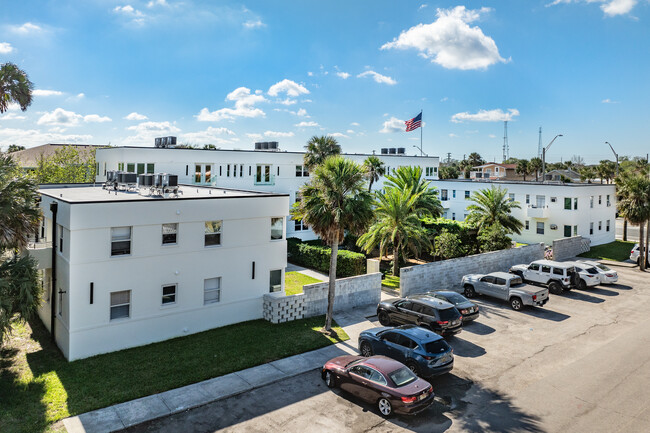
<box><xmin>126</xmin><ymin>265</ymin><xmax>650</xmax><ymax>433</ymax></box>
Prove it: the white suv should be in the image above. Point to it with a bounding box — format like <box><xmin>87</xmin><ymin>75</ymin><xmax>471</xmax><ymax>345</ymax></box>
<box><xmin>630</xmin><ymin>244</ymin><xmax>643</xmax><ymax>266</ymax></box>
<box><xmin>509</xmin><ymin>260</ymin><xmax>580</xmax><ymax>295</ymax></box>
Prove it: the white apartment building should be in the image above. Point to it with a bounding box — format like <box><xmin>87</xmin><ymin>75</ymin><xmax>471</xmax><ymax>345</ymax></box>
<box><xmin>31</xmin><ymin>183</ymin><xmax>289</xmax><ymax>360</ymax></box>
<box><xmin>94</xmin><ymin>145</ymin><xmax>440</xmax><ymax>241</ymax></box>
<box><xmin>431</xmin><ymin>179</ymin><xmax>616</xmax><ymax>246</ymax></box>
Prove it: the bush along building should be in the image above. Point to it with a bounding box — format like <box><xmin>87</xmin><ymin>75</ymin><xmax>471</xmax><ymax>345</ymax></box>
<box><xmin>29</xmin><ymin>177</ymin><xmax>289</xmax><ymax>360</ymax></box>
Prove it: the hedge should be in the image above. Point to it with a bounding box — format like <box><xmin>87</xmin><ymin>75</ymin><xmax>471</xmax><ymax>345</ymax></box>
<box><xmin>287</xmin><ymin>237</ymin><xmax>366</xmax><ymax>277</ymax></box>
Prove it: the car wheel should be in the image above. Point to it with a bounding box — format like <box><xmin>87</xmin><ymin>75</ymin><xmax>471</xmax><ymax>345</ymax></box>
<box><xmin>464</xmin><ymin>285</ymin><xmax>476</xmax><ymax>298</ymax></box>
<box><xmin>377</xmin><ymin>398</ymin><xmax>393</xmax><ymax>417</ymax></box>
<box><xmin>510</xmin><ymin>297</ymin><xmax>523</xmax><ymax>311</ymax></box>
<box><xmin>360</xmin><ymin>341</ymin><xmax>373</xmax><ymax>357</ymax></box>
<box><xmin>324</xmin><ymin>370</ymin><xmax>336</xmax><ymax>388</ymax></box>
<box><xmin>406</xmin><ymin>361</ymin><xmax>420</xmax><ymax>376</ymax></box>
<box><xmin>378</xmin><ymin>310</ymin><xmax>391</xmax><ymax>326</ymax></box>
<box><xmin>578</xmin><ymin>279</ymin><xmax>587</xmax><ymax>290</ymax></box>
<box><xmin>548</xmin><ymin>281</ymin><xmax>562</xmax><ymax>295</ymax></box>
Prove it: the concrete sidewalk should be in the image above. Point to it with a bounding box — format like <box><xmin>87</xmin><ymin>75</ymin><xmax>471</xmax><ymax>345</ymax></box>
<box><xmin>285</xmin><ymin>262</ymin><xmax>329</xmax><ymax>281</ymax></box>
<box><xmin>63</xmin><ymin>304</ymin><xmax>381</xmax><ymax>433</ymax></box>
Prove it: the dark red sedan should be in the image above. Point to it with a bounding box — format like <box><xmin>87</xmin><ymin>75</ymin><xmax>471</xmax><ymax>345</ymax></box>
<box><xmin>321</xmin><ymin>355</ymin><xmax>434</xmax><ymax>417</ymax></box>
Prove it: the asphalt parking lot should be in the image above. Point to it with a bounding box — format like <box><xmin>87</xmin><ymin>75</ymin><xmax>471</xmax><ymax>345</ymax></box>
<box><xmin>126</xmin><ymin>263</ymin><xmax>650</xmax><ymax>433</ymax></box>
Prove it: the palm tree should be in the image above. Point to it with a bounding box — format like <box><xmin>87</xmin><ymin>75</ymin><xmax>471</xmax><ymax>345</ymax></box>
<box><xmin>516</xmin><ymin>159</ymin><xmax>530</xmax><ymax>181</ymax></box>
<box><xmin>358</xmin><ymin>187</ymin><xmax>432</xmax><ymax>276</ymax></box>
<box><xmin>291</xmin><ymin>156</ymin><xmax>374</xmax><ymax>332</ymax></box>
<box><xmin>0</xmin><ymin>63</ymin><xmax>34</xmax><ymax>113</ymax></box>
<box><xmin>617</xmin><ymin>173</ymin><xmax>650</xmax><ymax>270</ymax></box>
<box><xmin>580</xmin><ymin>166</ymin><xmax>596</xmax><ymax>183</ymax></box>
<box><xmin>467</xmin><ymin>152</ymin><xmax>484</xmax><ymax>168</ymax></box>
<box><xmin>384</xmin><ymin>166</ymin><xmax>443</xmax><ymax>219</ymax></box>
<box><xmin>363</xmin><ymin>155</ymin><xmax>386</xmax><ymax>192</ymax></box>
<box><xmin>466</xmin><ymin>186</ymin><xmax>524</xmax><ymax>235</ymax></box>
<box><xmin>529</xmin><ymin>157</ymin><xmax>542</xmax><ymax>181</ymax></box>
<box><xmin>303</xmin><ymin>135</ymin><xmax>341</xmax><ymax>170</ymax></box>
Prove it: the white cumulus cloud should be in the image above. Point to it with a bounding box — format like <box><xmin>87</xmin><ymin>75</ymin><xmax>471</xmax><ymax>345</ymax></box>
<box><xmin>381</xmin><ymin>6</ymin><xmax>506</xmax><ymax>70</ymax></box>
<box><xmin>124</xmin><ymin>112</ymin><xmax>149</xmax><ymax>120</ymax></box>
<box><xmin>380</xmin><ymin>117</ymin><xmax>405</xmax><ymax>133</ymax></box>
<box><xmin>37</xmin><ymin>108</ymin><xmax>83</xmax><ymax>126</ymax></box>
<box><xmin>33</xmin><ymin>89</ymin><xmax>63</xmax><ymax>97</ymax></box>
<box><xmin>246</xmin><ymin>133</ymin><xmax>263</xmax><ymax>140</ymax></box>
<box><xmin>243</xmin><ymin>20</ymin><xmax>265</xmax><ymax>29</ymax></box>
<box><xmin>197</xmin><ymin>87</ymin><xmax>267</xmax><ymax>121</ymax></box>
<box><xmin>123</xmin><ymin>121</ymin><xmax>180</xmax><ymax>145</ymax></box>
<box><xmin>451</xmin><ymin>108</ymin><xmax>519</xmax><ymax>123</ymax></box>
<box><xmin>328</xmin><ymin>132</ymin><xmax>348</xmax><ymax>138</ymax></box>
<box><xmin>0</xmin><ymin>42</ymin><xmax>13</xmax><ymax>54</ymax></box>
<box><xmin>84</xmin><ymin>114</ymin><xmax>112</xmax><ymax>123</ymax></box>
<box><xmin>357</xmin><ymin>70</ymin><xmax>397</xmax><ymax>85</ymax></box>
<box><xmin>547</xmin><ymin>0</ymin><xmax>638</xmax><ymax>17</ymax></box>
<box><xmin>0</xmin><ymin>112</ymin><xmax>26</xmax><ymax>121</ymax></box>
<box><xmin>10</xmin><ymin>22</ymin><xmax>42</xmax><ymax>34</ymax></box>
<box><xmin>264</xmin><ymin>131</ymin><xmax>295</xmax><ymax>138</ymax></box>
<box><xmin>295</xmin><ymin>121</ymin><xmax>319</xmax><ymax>127</ymax></box>
<box><xmin>0</xmin><ymin>128</ymin><xmax>92</xmax><ymax>147</ymax></box>
<box><xmin>181</xmin><ymin>127</ymin><xmax>237</xmax><ymax>145</ymax></box>
<box><xmin>268</xmin><ymin>79</ymin><xmax>310</xmax><ymax>97</ymax></box>
<box><xmin>336</xmin><ymin>72</ymin><xmax>351</xmax><ymax>79</ymax></box>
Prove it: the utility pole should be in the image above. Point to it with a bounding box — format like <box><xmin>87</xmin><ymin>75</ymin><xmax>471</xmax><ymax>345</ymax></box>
<box><xmin>537</xmin><ymin>127</ymin><xmax>542</xmax><ymax>158</ymax></box>
<box><xmin>446</xmin><ymin>152</ymin><xmax>452</xmax><ymax>163</ymax></box>
<box><xmin>502</xmin><ymin>121</ymin><xmax>509</xmax><ymax>162</ymax></box>
<box><xmin>605</xmin><ymin>141</ymin><xmax>619</xmax><ymax>178</ymax></box>
<box><xmin>542</xmin><ymin>134</ymin><xmax>563</xmax><ymax>181</ymax></box>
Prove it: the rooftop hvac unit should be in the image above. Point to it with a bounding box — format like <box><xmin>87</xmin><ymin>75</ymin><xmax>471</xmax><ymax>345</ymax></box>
<box><xmin>154</xmin><ymin>173</ymin><xmax>165</xmax><ymax>188</ymax></box>
<box><xmin>389</xmin><ymin>148</ymin><xmax>397</xmax><ymax>154</ymax></box>
<box><xmin>155</xmin><ymin>138</ymin><xmax>162</xmax><ymax>148</ymax></box>
<box><xmin>163</xmin><ymin>174</ymin><xmax>178</xmax><ymax>187</ymax></box>
<box><xmin>397</xmin><ymin>147</ymin><xmax>405</xmax><ymax>154</ymax></box>
<box><xmin>262</xmin><ymin>142</ymin><xmax>269</xmax><ymax>150</ymax></box>
<box><xmin>106</xmin><ymin>170</ymin><xmax>117</xmax><ymax>182</ymax></box>
<box><xmin>255</xmin><ymin>142</ymin><xmax>262</xmax><ymax>150</ymax></box>
<box><xmin>381</xmin><ymin>148</ymin><xmax>388</xmax><ymax>154</ymax></box>
<box><xmin>139</xmin><ymin>174</ymin><xmax>154</xmax><ymax>187</ymax></box>
<box><xmin>269</xmin><ymin>141</ymin><xmax>278</xmax><ymax>150</ymax></box>
<box><xmin>169</xmin><ymin>136</ymin><xmax>177</xmax><ymax>146</ymax></box>
<box><xmin>122</xmin><ymin>173</ymin><xmax>137</xmax><ymax>184</ymax></box>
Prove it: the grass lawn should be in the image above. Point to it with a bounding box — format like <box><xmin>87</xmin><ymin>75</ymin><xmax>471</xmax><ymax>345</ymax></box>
<box><xmin>578</xmin><ymin>240</ymin><xmax>637</xmax><ymax>262</ymax></box>
<box><xmin>0</xmin><ymin>315</ymin><xmax>348</xmax><ymax>433</ymax></box>
<box><xmin>382</xmin><ymin>275</ymin><xmax>400</xmax><ymax>289</ymax></box>
<box><xmin>285</xmin><ymin>271</ymin><xmax>323</xmax><ymax>295</ymax></box>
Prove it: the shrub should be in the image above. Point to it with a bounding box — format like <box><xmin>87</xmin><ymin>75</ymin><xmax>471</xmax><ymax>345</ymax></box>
<box><xmin>478</xmin><ymin>224</ymin><xmax>512</xmax><ymax>252</ymax></box>
<box><xmin>433</xmin><ymin>230</ymin><xmax>466</xmax><ymax>259</ymax></box>
<box><xmin>287</xmin><ymin>238</ymin><xmax>366</xmax><ymax>277</ymax></box>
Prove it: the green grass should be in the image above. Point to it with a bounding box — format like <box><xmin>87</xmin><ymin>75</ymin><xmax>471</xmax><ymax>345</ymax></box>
<box><xmin>0</xmin><ymin>316</ymin><xmax>348</xmax><ymax>433</ymax></box>
<box><xmin>578</xmin><ymin>240</ymin><xmax>637</xmax><ymax>262</ymax></box>
<box><xmin>382</xmin><ymin>275</ymin><xmax>400</xmax><ymax>289</ymax></box>
<box><xmin>285</xmin><ymin>271</ymin><xmax>323</xmax><ymax>296</ymax></box>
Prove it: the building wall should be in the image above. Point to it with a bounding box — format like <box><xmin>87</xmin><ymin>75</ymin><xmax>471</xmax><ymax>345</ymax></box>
<box><xmin>431</xmin><ymin>180</ymin><xmax>616</xmax><ymax>246</ymax></box>
<box><xmin>400</xmin><ymin>244</ymin><xmax>545</xmax><ymax>297</ymax></box>
<box><xmin>95</xmin><ymin>147</ymin><xmax>440</xmax><ymax>241</ymax></box>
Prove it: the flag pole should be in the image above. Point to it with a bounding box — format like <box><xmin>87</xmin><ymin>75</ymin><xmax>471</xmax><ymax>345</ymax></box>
<box><xmin>420</xmin><ymin>110</ymin><xmax>423</xmax><ymax>156</ymax></box>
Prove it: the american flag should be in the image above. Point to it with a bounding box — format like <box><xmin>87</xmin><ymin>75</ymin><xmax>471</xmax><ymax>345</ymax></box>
<box><xmin>405</xmin><ymin>112</ymin><xmax>422</xmax><ymax>132</ymax></box>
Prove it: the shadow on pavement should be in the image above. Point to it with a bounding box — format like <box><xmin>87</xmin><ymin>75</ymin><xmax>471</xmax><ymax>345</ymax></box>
<box><xmin>519</xmin><ymin>306</ymin><xmax>571</xmax><ymax>322</ymax></box>
<box><xmin>462</xmin><ymin>321</ymin><xmax>495</xmax><ymax>335</ymax></box>
<box><xmin>562</xmin><ymin>290</ymin><xmax>605</xmax><ymax>303</ymax></box>
<box><xmin>446</xmin><ymin>336</ymin><xmax>486</xmax><ymax>358</ymax></box>
<box><xmin>609</xmin><ymin>283</ymin><xmax>633</xmax><ymax>291</ymax></box>
<box><xmin>585</xmin><ymin>287</ymin><xmax>619</xmax><ymax>297</ymax></box>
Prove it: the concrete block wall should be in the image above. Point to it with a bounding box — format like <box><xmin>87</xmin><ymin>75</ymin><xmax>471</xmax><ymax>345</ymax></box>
<box><xmin>552</xmin><ymin>236</ymin><xmax>591</xmax><ymax>261</ymax></box>
<box><xmin>400</xmin><ymin>244</ymin><xmax>545</xmax><ymax>297</ymax></box>
<box><xmin>262</xmin><ymin>293</ymin><xmax>305</xmax><ymax>324</ymax></box>
<box><xmin>367</xmin><ymin>259</ymin><xmax>380</xmax><ymax>274</ymax></box>
<box><xmin>302</xmin><ymin>273</ymin><xmax>382</xmax><ymax>318</ymax></box>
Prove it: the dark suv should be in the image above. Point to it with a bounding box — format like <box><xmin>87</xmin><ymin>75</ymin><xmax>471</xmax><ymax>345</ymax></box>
<box><xmin>377</xmin><ymin>295</ymin><xmax>462</xmax><ymax>337</ymax></box>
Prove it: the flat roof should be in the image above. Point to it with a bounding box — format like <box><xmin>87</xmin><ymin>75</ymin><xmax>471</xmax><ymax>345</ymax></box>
<box><xmin>38</xmin><ymin>183</ymin><xmax>288</xmax><ymax>204</ymax></box>
<box><xmin>430</xmin><ymin>178</ymin><xmax>614</xmax><ymax>187</ymax></box>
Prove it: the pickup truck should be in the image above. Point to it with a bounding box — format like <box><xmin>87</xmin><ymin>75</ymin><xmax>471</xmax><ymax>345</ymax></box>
<box><xmin>509</xmin><ymin>260</ymin><xmax>580</xmax><ymax>294</ymax></box>
<box><xmin>460</xmin><ymin>272</ymin><xmax>549</xmax><ymax>311</ymax></box>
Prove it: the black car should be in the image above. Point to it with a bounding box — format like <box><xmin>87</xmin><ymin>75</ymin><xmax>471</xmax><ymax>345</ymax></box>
<box><xmin>377</xmin><ymin>295</ymin><xmax>462</xmax><ymax>337</ymax></box>
<box><xmin>417</xmin><ymin>291</ymin><xmax>479</xmax><ymax>323</ymax></box>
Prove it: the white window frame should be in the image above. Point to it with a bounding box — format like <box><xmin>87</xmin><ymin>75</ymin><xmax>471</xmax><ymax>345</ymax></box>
<box><xmin>162</xmin><ymin>223</ymin><xmax>178</xmax><ymax>245</ymax></box>
<box><xmin>269</xmin><ymin>269</ymin><xmax>282</xmax><ymax>293</ymax></box>
<box><xmin>111</xmin><ymin>226</ymin><xmax>132</xmax><ymax>256</ymax></box>
<box><xmin>536</xmin><ymin>222</ymin><xmax>544</xmax><ymax>235</ymax></box>
<box><xmin>204</xmin><ymin>277</ymin><xmax>221</xmax><ymax>305</ymax></box>
<box><xmin>204</xmin><ymin>221</ymin><xmax>222</xmax><ymax>247</ymax></box>
<box><xmin>271</xmin><ymin>217</ymin><xmax>284</xmax><ymax>240</ymax></box>
<box><xmin>110</xmin><ymin>290</ymin><xmax>131</xmax><ymax>321</ymax></box>
<box><xmin>161</xmin><ymin>284</ymin><xmax>177</xmax><ymax>306</ymax></box>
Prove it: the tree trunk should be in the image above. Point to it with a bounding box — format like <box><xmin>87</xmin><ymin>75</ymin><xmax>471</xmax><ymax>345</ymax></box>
<box><xmin>324</xmin><ymin>240</ymin><xmax>339</xmax><ymax>331</ymax></box>
<box><xmin>646</xmin><ymin>219</ymin><xmax>650</xmax><ymax>269</ymax></box>
<box><xmin>393</xmin><ymin>245</ymin><xmax>399</xmax><ymax>277</ymax></box>
<box><xmin>368</xmin><ymin>179</ymin><xmax>374</xmax><ymax>193</ymax></box>
<box><xmin>623</xmin><ymin>219</ymin><xmax>628</xmax><ymax>241</ymax></box>
<box><xmin>640</xmin><ymin>223</ymin><xmax>646</xmax><ymax>272</ymax></box>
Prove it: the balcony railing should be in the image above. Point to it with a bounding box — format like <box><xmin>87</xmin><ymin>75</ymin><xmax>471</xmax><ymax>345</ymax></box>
<box><xmin>526</xmin><ymin>205</ymin><xmax>549</xmax><ymax>219</ymax></box>
<box><xmin>26</xmin><ymin>240</ymin><xmax>53</xmax><ymax>250</ymax></box>
<box><xmin>254</xmin><ymin>174</ymin><xmax>275</xmax><ymax>186</ymax></box>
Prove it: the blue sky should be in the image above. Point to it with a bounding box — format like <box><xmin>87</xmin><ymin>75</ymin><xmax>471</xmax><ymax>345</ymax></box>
<box><xmin>1</xmin><ymin>0</ymin><xmax>649</xmax><ymax>164</ymax></box>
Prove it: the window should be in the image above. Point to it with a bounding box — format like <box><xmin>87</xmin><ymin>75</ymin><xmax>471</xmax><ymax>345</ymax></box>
<box><xmin>508</xmin><ymin>193</ymin><xmax>515</xmax><ymax>202</ymax></box>
<box><xmin>204</xmin><ymin>277</ymin><xmax>221</xmax><ymax>304</ymax></box>
<box><xmin>127</xmin><ymin>163</ymin><xmax>135</xmax><ymax>173</ymax></box>
<box><xmin>118</xmin><ymin>162</ymin><xmax>125</xmax><ymax>171</ymax></box>
<box><xmin>541</xmin><ymin>265</ymin><xmax>551</xmax><ymax>273</ymax></box>
<box><xmin>205</xmin><ymin>221</ymin><xmax>222</xmax><ymax>247</ymax></box>
<box><xmin>525</xmin><ymin>220</ymin><xmax>530</xmax><ymax>230</ymax></box>
<box><xmin>271</xmin><ymin>217</ymin><xmax>283</xmax><ymax>240</ymax></box>
<box><xmin>110</xmin><ymin>290</ymin><xmax>130</xmax><ymax>320</ymax></box>
<box><xmin>526</xmin><ymin>194</ymin><xmax>530</xmax><ymax>204</ymax></box>
<box><xmin>465</xmin><ymin>190</ymin><xmax>470</xmax><ymax>200</ymax></box>
<box><xmin>256</xmin><ymin>165</ymin><xmax>271</xmax><ymax>183</ymax></box>
<box><xmin>227</xmin><ymin>164</ymin><xmax>231</xmax><ymax>177</ymax></box>
<box><xmin>598</xmin><ymin>221</ymin><xmax>602</xmax><ymax>231</ymax></box>
<box><xmin>574</xmin><ymin>198</ymin><xmax>578</xmax><ymax>210</ymax></box>
<box><xmin>233</xmin><ymin>163</ymin><xmax>237</xmax><ymax>177</ymax></box>
<box><xmin>607</xmin><ymin>195</ymin><xmax>611</xmax><ymax>206</ymax></box>
<box><xmin>269</xmin><ymin>269</ymin><xmax>282</xmax><ymax>293</ymax></box>
<box><xmin>574</xmin><ymin>225</ymin><xmax>578</xmax><ymax>236</ymax></box>
<box><xmin>441</xmin><ymin>189</ymin><xmax>448</xmax><ymax>201</ymax></box>
<box><xmin>536</xmin><ymin>195</ymin><xmax>545</xmax><ymax>208</ymax></box>
<box><xmin>590</xmin><ymin>222</ymin><xmax>594</xmax><ymax>235</ymax></box>
<box><xmin>553</xmin><ymin>268</ymin><xmax>564</xmax><ymax>276</ymax></box>
<box><xmin>452</xmin><ymin>212</ymin><xmax>456</xmax><ymax>221</ymax></box>
<box><xmin>277</xmin><ymin>166</ymin><xmax>280</xmax><ymax>176</ymax></box>
<box><xmin>162</xmin><ymin>223</ymin><xmax>177</xmax><ymax>245</ymax></box>
<box><xmin>137</xmin><ymin>163</ymin><xmax>145</xmax><ymax>175</ymax></box>
<box><xmin>295</xmin><ymin>165</ymin><xmax>309</xmax><ymax>177</ymax></box>
<box><xmin>40</xmin><ymin>218</ymin><xmax>46</xmax><ymax>240</ymax></box>
<box><xmin>529</xmin><ymin>264</ymin><xmax>539</xmax><ymax>271</ymax></box>
<box><xmin>425</xmin><ymin>167</ymin><xmax>435</xmax><ymax>177</ymax></box>
<box><xmin>564</xmin><ymin>225</ymin><xmax>572</xmax><ymax>237</ymax></box>
<box><xmin>103</xmin><ymin>162</ymin><xmax>107</xmax><ymax>176</ymax></box>
<box><xmin>195</xmin><ymin>164</ymin><xmax>201</xmax><ymax>183</ymax></box>
<box><xmin>111</xmin><ymin>226</ymin><xmax>131</xmax><ymax>256</ymax></box>
<box><xmin>598</xmin><ymin>195</ymin><xmax>602</xmax><ymax>205</ymax></box>
<box><xmin>58</xmin><ymin>224</ymin><xmax>63</xmax><ymax>253</ymax></box>
<box><xmin>146</xmin><ymin>163</ymin><xmax>155</xmax><ymax>174</ymax></box>
<box><xmin>162</xmin><ymin>284</ymin><xmax>176</xmax><ymax>305</ymax></box>
<box><xmin>537</xmin><ymin>222</ymin><xmax>544</xmax><ymax>235</ymax></box>
<box><xmin>294</xmin><ymin>195</ymin><xmax>308</xmax><ymax>231</ymax></box>
<box><xmin>564</xmin><ymin>197</ymin><xmax>571</xmax><ymax>210</ymax></box>
<box><xmin>205</xmin><ymin>165</ymin><xmax>211</xmax><ymax>183</ymax></box>
<box><xmin>590</xmin><ymin>196</ymin><xmax>594</xmax><ymax>208</ymax></box>
<box><xmin>606</xmin><ymin>220</ymin><xmax>610</xmax><ymax>232</ymax></box>
<box><xmin>551</xmin><ymin>197</ymin><xmax>557</xmax><ymax>203</ymax></box>
<box><xmin>240</xmin><ymin>164</ymin><xmax>244</xmax><ymax>177</ymax></box>
<box><xmin>452</xmin><ymin>190</ymin><xmax>456</xmax><ymax>199</ymax></box>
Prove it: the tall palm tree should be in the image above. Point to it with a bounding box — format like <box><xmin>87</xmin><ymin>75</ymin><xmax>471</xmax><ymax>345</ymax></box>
<box><xmin>291</xmin><ymin>156</ymin><xmax>373</xmax><ymax>332</ymax></box>
<box><xmin>580</xmin><ymin>166</ymin><xmax>596</xmax><ymax>183</ymax></box>
<box><xmin>358</xmin><ymin>188</ymin><xmax>432</xmax><ymax>276</ymax></box>
<box><xmin>466</xmin><ymin>186</ymin><xmax>524</xmax><ymax>235</ymax></box>
<box><xmin>617</xmin><ymin>173</ymin><xmax>650</xmax><ymax>270</ymax></box>
<box><xmin>467</xmin><ymin>152</ymin><xmax>484</xmax><ymax>168</ymax></box>
<box><xmin>0</xmin><ymin>63</ymin><xmax>34</xmax><ymax>113</ymax></box>
<box><xmin>363</xmin><ymin>155</ymin><xmax>386</xmax><ymax>192</ymax></box>
<box><xmin>303</xmin><ymin>135</ymin><xmax>341</xmax><ymax>170</ymax></box>
<box><xmin>529</xmin><ymin>157</ymin><xmax>542</xmax><ymax>181</ymax></box>
<box><xmin>383</xmin><ymin>166</ymin><xmax>443</xmax><ymax>219</ymax></box>
<box><xmin>516</xmin><ymin>159</ymin><xmax>530</xmax><ymax>181</ymax></box>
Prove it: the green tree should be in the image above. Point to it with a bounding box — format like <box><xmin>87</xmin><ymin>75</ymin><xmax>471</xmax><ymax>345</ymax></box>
<box><xmin>529</xmin><ymin>157</ymin><xmax>542</xmax><ymax>181</ymax></box>
<box><xmin>597</xmin><ymin>160</ymin><xmax>616</xmax><ymax>184</ymax></box>
<box><xmin>438</xmin><ymin>165</ymin><xmax>460</xmax><ymax>180</ymax></box>
<box><xmin>358</xmin><ymin>187</ymin><xmax>432</xmax><ymax>276</ymax></box>
<box><xmin>579</xmin><ymin>166</ymin><xmax>596</xmax><ymax>183</ymax></box>
<box><xmin>7</xmin><ymin>144</ymin><xmax>25</xmax><ymax>153</ymax></box>
<box><xmin>617</xmin><ymin>173</ymin><xmax>650</xmax><ymax>270</ymax></box>
<box><xmin>33</xmin><ymin>145</ymin><xmax>97</xmax><ymax>184</ymax></box>
<box><xmin>516</xmin><ymin>159</ymin><xmax>530</xmax><ymax>181</ymax></box>
<box><xmin>0</xmin><ymin>63</ymin><xmax>34</xmax><ymax>113</ymax></box>
<box><xmin>433</xmin><ymin>230</ymin><xmax>465</xmax><ymax>259</ymax></box>
<box><xmin>466</xmin><ymin>186</ymin><xmax>523</xmax><ymax>235</ymax></box>
<box><xmin>363</xmin><ymin>155</ymin><xmax>386</xmax><ymax>192</ymax></box>
<box><xmin>477</xmin><ymin>223</ymin><xmax>513</xmax><ymax>252</ymax></box>
<box><xmin>291</xmin><ymin>156</ymin><xmax>373</xmax><ymax>332</ymax></box>
<box><xmin>303</xmin><ymin>135</ymin><xmax>341</xmax><ymax>170</ymax></box>
<box><xmin>384</xmin><ymin>166</ymin><xmax>443</xmax><ymax>219</ymax></box>
<box><xmin>467</xmin><ymin>152</ymin><xmax>484</xmax><ymax>168</ymax></box>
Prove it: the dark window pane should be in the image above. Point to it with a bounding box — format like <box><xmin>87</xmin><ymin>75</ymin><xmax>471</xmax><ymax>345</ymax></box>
<box><xmin>205</xmin><ymin>233</ymin><xmax>221</xmax><ymax>246</ymax></box>
<box><xmin>110</xmin><ymin>304</ymin><xmax>129</xmax><ymax>320</ymax></box>
<box><xmin>438</xmin><ymin>308</ymin><xmax>459</xmax><ymax>321</ymax></box>
<box><xmin>424</xmin><ymin>339</ymin><xmax>451</xmax><ymax>353</ymax></box>
<box><xmin>111</xmin><ymin>241</ymin><xmax>131</xmax><ymax>256</ymax></box>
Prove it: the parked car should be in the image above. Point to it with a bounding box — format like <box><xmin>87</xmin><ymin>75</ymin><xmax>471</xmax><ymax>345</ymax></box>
<box><xmin>576</xmin><ymin>260</ymin><xmax>618</xmax><ymax>284</ymax></box>
<box><xmin>322</xmin><ymin>355</ymin><xmax>435</xmax><ymax>416</ymax></box>
<box><xmin>413</xmin><ymin>291</ymin><xmax>479</xmax><ymax>322</ymax></box>
<box><xmin>358</xmin><ymin>325</ymin><xmax>454</xmax><ymax>377</ymax></box>
<box><xmin>460</xmin><ymin>272</ymin><xmax>549</xmax><ymax>310</ymax></box>
<box><xmin>565</xmin><ymin>262</ymin><xmax>601</xmax><ymax>289</ymax></box>
<box><xmin>509</xmin><ymin>260</ymin><xmax>580</xmax><ymax>295</ymax></box>
<box><xmin>377</xmin><ymin>296</ymin><xmax>463</xmax><ymax>336</ymax></box>
<box><xmin>630</xmin><ymin>243</ymin><xmax>644</xmax><ymax>266</ymax></box>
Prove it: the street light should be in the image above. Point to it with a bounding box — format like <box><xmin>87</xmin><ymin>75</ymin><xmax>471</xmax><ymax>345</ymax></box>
<box><xmin>605</xmin><ymin>141</ymin><xmax>619</xmax><ymax>177</ymax></box>
<box><xmin>541</xmin><ymin>134</ymin><xmax>563</xmax><ymax>182</ymax></box>
<box><xmin>413</xmin><ymin>144</ymin><xmax>425</xmax><ymax>157</ymax></box>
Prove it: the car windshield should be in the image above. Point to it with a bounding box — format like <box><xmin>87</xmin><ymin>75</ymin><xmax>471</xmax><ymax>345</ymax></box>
<box><xmin>438</xmin><ymin>308</ymin><xmax>459</xmax><ymax>321</ymax></box>
<box><xmin>388</xmin><ymin>366</ymin><xmax>418</xmax><ymax>387</ymax></box>
<box><xmin>345</xmin><ymin>359</ymin><xmax>363</xmax><ymax>368</ymax></box>
<box><xmin>424</xmin><ymin>339</ymin><xmax>451</xmax><ymax>354</ymax></box>
<box><xmin>586</xmin><ymin>267</ymin><xmax>599</xmax><ymax>274</ymax></box>
<box><xmin>441</xmin><ymin>293</ymin><xmax>467</xmax><ymax>305</ymax></box>
<box><xmin>595</xmin><ymin>264</ymin><xmax>611</xmax><ymax>271</ymax></box>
